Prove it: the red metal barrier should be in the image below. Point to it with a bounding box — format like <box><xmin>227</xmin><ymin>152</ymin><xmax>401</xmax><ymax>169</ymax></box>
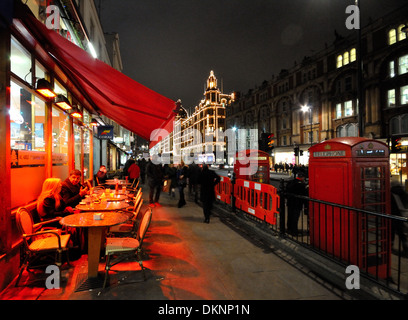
<box><xmin>215</xmin><ymin>177</ymin><xmax>280</xmax><ymax>225</ymax></box>
<box><xmin>234</xmin><ymin>179</ymin><xmax>280</xmax><ymax>225</ymax></box>
<box><xmin>215</xmin><ymin>176</ymin><xmax>232</xmax><ymax>205</ymax></box>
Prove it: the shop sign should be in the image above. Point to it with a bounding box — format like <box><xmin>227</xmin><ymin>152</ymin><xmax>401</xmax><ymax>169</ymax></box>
<box><xmin>97</xmin><ymin>126</ymin><xmax>114</xmax><ymax>140</ymax></box>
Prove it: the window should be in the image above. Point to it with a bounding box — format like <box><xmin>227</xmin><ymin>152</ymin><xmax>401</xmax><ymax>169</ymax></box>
<box><xmin>388</xmin><ymin>89</ymin><xmax>396</xmax><ymax>107</ymax></box>
<box><xmin>11</xmin><ymin>37</ymin><xmax>32</xmax><ymax>83</ymax></box>
<box><xmin>336</xmin><ymin>103</ymin><xmax>342</xmax><ymax>118</ymax></box>
<box><xmin>337</xmin><ymin>123</ymin><xmax>358</xmax><ymax>137</ymax></box>
<box><xmin>390</xmin><ymin>61</ymin><xmax>395</xmax><ymax>78</ymax></box>
<box><xmin>10</xmin><ymin>81</ymin><xmax>46</xmax><ymax>151</ymax></box>
<box><xmin>336</xmin><ymin>48</ymin><xmax>356</xmax><ymax>68</ymax></box>
<box><xmin>350</xmin><ymin>48</ymin><xmax>356</xmax><ymax>62</ymax></box>
<box><xmin>398</xmin><ymin>55</ymin><xmax>408</xmax><ymax>75</ymax></box>
<box><xmin>390</xmin><ymin>114</ymin><xmax>408</xmax><ymax>135</ymax></box>
<box><xmin>401</xmin><ymin>85</ymin><xmax>408</xmax><ymax>105</ymax></box>
<box><xmin>52</xmin><ymin>106</ymin><xmax>69</xmax><ymax>154</ymax></box>
<box><xmin>343</xmin><ymin>52</ymin><xmax>349</xmax><ymax>65</ymax></box>
<box><xmin>389</xmin><ymin>29</ymin><xmax>397</xmax><ymax>45</ymax></box>
<box><xmin>337</xmin><ymin>55</ymin><xmax>343</xmax><ymax>68</ymax></box>
<box><xmin>398</xmin><ymin>25</ymin><xmax>407</xmax><ymax>41</ymax></box>
<box><xmin>344</xmin><ymin>100</ymin><xmax>353</xmax><ymax>116</ymax></box>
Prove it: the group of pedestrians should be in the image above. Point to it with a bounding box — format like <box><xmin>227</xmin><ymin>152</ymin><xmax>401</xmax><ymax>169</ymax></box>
<box><xmin>140</xmin><ymin>160</ymin><xmax>220</xmax><ymax>223</ymax></box>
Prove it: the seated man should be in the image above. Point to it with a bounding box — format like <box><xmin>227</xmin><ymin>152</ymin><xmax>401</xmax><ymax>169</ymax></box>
<box><xmin>60</xmin><ymin>169</ymin><xmax>90</xmax><ymax>208</ymax></box>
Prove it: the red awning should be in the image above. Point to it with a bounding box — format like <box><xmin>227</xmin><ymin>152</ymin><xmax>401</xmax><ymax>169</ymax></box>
<box><xmin>13</xmin><ymin>3</ymin><xmax>177</xmax><ymax>142</ymax></box>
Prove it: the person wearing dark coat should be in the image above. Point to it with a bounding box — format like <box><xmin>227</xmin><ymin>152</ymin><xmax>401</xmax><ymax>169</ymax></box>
<box><xmin>285</xmin><ymin>171</ymin><xmax>308</xmax><ymax>235</ymax></box>
<box><xmin>391</xmin><ymin>182</ymin><xmax>408</xmax><ymax>257</ymax></box>
<box><xmin>199</xmin><ymin>164</ymin><xmax>220</xmax><ymax>223</ymax></box>
<box><xmin>146</xmin><ymin>160</ymin><xmax>164</xmax><ymax>206</ymax></box>
<box><xmin>188</xmin><ymin>162</ymin><xmax>201</xmax><ymax>203</ymax></box>
<box><xmin>60</xmin><ymin>169</ymin><xmax>90</xmax><ymax>208</ymax></box>
<box><xmin>176</xmin><ymin>161</ymin><xmax>188</xmax><ymax>208</ymax></box>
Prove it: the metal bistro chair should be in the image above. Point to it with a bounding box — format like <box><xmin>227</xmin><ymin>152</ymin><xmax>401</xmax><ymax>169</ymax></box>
<box><xmin>108</xmin><ymin>190</ymin><xmax>144</xmax><ymax>237</ymax></box>
<box><xmin>101</xmin><ymin>207</ymin><xmax>153</xmax><ymax>292</ymax></box>
<box><xmin>15</xmin><ymin>207</ymin><xmax>71</xmax><ymax>286</ymax></box>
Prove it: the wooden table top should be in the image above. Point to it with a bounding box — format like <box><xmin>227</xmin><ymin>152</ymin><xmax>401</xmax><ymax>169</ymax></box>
<box><xmin>75</xmin><ymin>200</ymin><xmax>130</xmax><ymax>212</ymax></box>
<box><xmin>60</xmin><ymin>211</ymin><xmax>129</xmax><ymax>228</ymax></box>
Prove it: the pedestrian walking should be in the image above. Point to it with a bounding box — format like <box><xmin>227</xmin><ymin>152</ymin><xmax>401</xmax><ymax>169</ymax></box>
<box><xmin>146</xmin><ymin>160</ymin><xmax>164</xmax><ymax>207</ymax></box>
<box><xmin>391</xmin><ymin>181</ymin><xmax>408</xmax><ymax>257</ymax></box>
<box><xmin>285</xmin><ymin>171</ymin><xmax>308</xmax><ymax>235</ymax></box>
<box><xmin>177</xmin><ymin>161</ymin><xmax>188</xmax><ymax>208</ymax></box>
<box><xmin>199</xmin><ymin>164</ymin><xmax>220</xmax><ymax>223</ymax></box>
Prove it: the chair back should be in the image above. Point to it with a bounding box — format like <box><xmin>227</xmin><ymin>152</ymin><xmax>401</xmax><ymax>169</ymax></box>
<box><xmin>132</xmin><ymin>189</ymin><xmax>142</xmax><ymax>210</ymax></box>
<box><xmin>137</xmin><ymin>208</ymin><xmax>152</xmax><ymax>246</ymax></box>
<box><xmin>16</xmin><ymin>207</ymin><xmax>34</xmax><ymax>236</ymax></box>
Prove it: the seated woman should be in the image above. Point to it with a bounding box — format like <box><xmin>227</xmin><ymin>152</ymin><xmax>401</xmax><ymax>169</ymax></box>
<box><xmin>37</xmin><ymin>178</ymin><xmax>74</xmax><ymax>221</ymax></box>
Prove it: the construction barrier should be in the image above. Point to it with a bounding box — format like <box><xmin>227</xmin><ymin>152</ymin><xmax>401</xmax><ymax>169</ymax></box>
<box><xmin>215</xmin><ymin>177</ymin><xmax>280</xmax><ymax>225</ymax></box>
<box><xmin>215</xmin><ymin>176</ymin><xmax>232</xmax><ymax>205</ymax></box>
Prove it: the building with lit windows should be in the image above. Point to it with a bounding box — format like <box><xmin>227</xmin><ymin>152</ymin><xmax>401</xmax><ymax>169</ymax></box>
<box><xmin>226</xmin><ymin>4</ymin><xmax>408</xmax><ymax>184</ymax></box>
<box><xmin>151</xmin><ymin>71</ymin><xmax>235</xmax><ymax>164</ymax></box>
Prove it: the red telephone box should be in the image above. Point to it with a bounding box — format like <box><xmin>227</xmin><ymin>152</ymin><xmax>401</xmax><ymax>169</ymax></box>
<box><xmin>234</xmin><ymin>149</ymin><xmax>270</xmax><ymax>184</ymax></box>
<box><xmin>308</xmin><ymin>137</ymin><xmax>391</xmax><ymax>278</ymax></box>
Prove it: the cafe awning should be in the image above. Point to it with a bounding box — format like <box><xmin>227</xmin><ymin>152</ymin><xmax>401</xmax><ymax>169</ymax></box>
<box><xmin>12</xmin><ymin>3</ymin><xmax>177</xmax><ymax>142</ymax></box>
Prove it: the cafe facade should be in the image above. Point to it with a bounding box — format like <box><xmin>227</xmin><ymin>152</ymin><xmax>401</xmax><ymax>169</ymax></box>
<box><xmin>0</xmin><ymin>0</ymin><xmax>176</xmax><ymax>291</ymax></box>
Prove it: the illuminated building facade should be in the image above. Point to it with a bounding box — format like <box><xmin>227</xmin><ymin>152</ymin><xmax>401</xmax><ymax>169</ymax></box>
<box><xmin>226</xmin><ymin>4</ymin><xmax>408</xmax><ymax>184</ymax></box>
<box><xmin>151</xmin><ymin>71</ymin><xmax>235</xmax><ymax>164</ymax></box>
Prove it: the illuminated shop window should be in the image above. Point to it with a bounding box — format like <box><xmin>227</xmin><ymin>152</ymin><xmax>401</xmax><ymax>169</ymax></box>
<box><xmin>11</xmin><ymin>36</ymin><xmax>32</xmax><ymax>83</ymax></box>
<box><xmin>10</xmin><ymin>81</ymin><xmax>46</xmax><ymax>151</ymax></box>
<box><xmin>52</xmin><ymin>106</ymin><xmax>69</xmax><ymax>154</ymax></box>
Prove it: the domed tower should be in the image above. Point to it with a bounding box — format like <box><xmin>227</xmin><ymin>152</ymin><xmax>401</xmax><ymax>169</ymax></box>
<box><xmin>204</xmin><ymin>70</ymin><xmax>221</xmax><ymax>104</ymax></box>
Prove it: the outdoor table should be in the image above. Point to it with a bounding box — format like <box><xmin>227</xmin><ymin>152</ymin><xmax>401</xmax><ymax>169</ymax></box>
<box><xmin>104</xmin><ymin>179</ymin><xmax>132</xmax><ymax>186</ymax></box>
<box><xmin>75</xmin><ymin>200</ymin><xmax>130</xmax><ymax>212</ymax></box>
<box><xmin>60</xmin><ymin>211</ymin><xmax>129</xmax><ymax>290</ymax></box>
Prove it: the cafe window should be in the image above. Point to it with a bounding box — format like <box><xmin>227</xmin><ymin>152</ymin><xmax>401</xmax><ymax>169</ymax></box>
<box><xmin>11</xmin><ymin>36</ymin><xmax>32</xmax><ymax>84</ymax></box>
<box><xmin>52</xmin><ymin>106</ymin><xmax>69</xmax><ymax>154</ymax></box>
<box><xmin>83</xmin><ymin>128</ymin><xmax>91</xmax><ymax>180</ymax></box>
<box><xmin>10</xmin><ymin>81</ymin><xmax>46</xmax><ymax>151</ymax></box>
<box><xmin>74</xmin><ymin>123</ymin><xmax>82</xmax><ymax>170</ymax></box>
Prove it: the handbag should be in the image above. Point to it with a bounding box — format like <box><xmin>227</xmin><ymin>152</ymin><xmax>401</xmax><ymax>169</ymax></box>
<box><xmin>163</xmin><ymin>179</ymin><xmax>171</xmax><ymax>192</ymax></box>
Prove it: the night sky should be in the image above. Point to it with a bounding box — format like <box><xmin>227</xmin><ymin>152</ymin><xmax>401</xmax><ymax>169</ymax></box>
<box><xmin>99</xmin><ymin>0</ymin><xmax>406</xmax><ymax>113</ymax></box>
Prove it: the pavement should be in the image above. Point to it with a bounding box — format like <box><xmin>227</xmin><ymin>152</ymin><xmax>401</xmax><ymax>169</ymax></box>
<box><xmin>0</xmin><ymin>183</ymin><xmax>350</xmax><ymax>308</ymax></box>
